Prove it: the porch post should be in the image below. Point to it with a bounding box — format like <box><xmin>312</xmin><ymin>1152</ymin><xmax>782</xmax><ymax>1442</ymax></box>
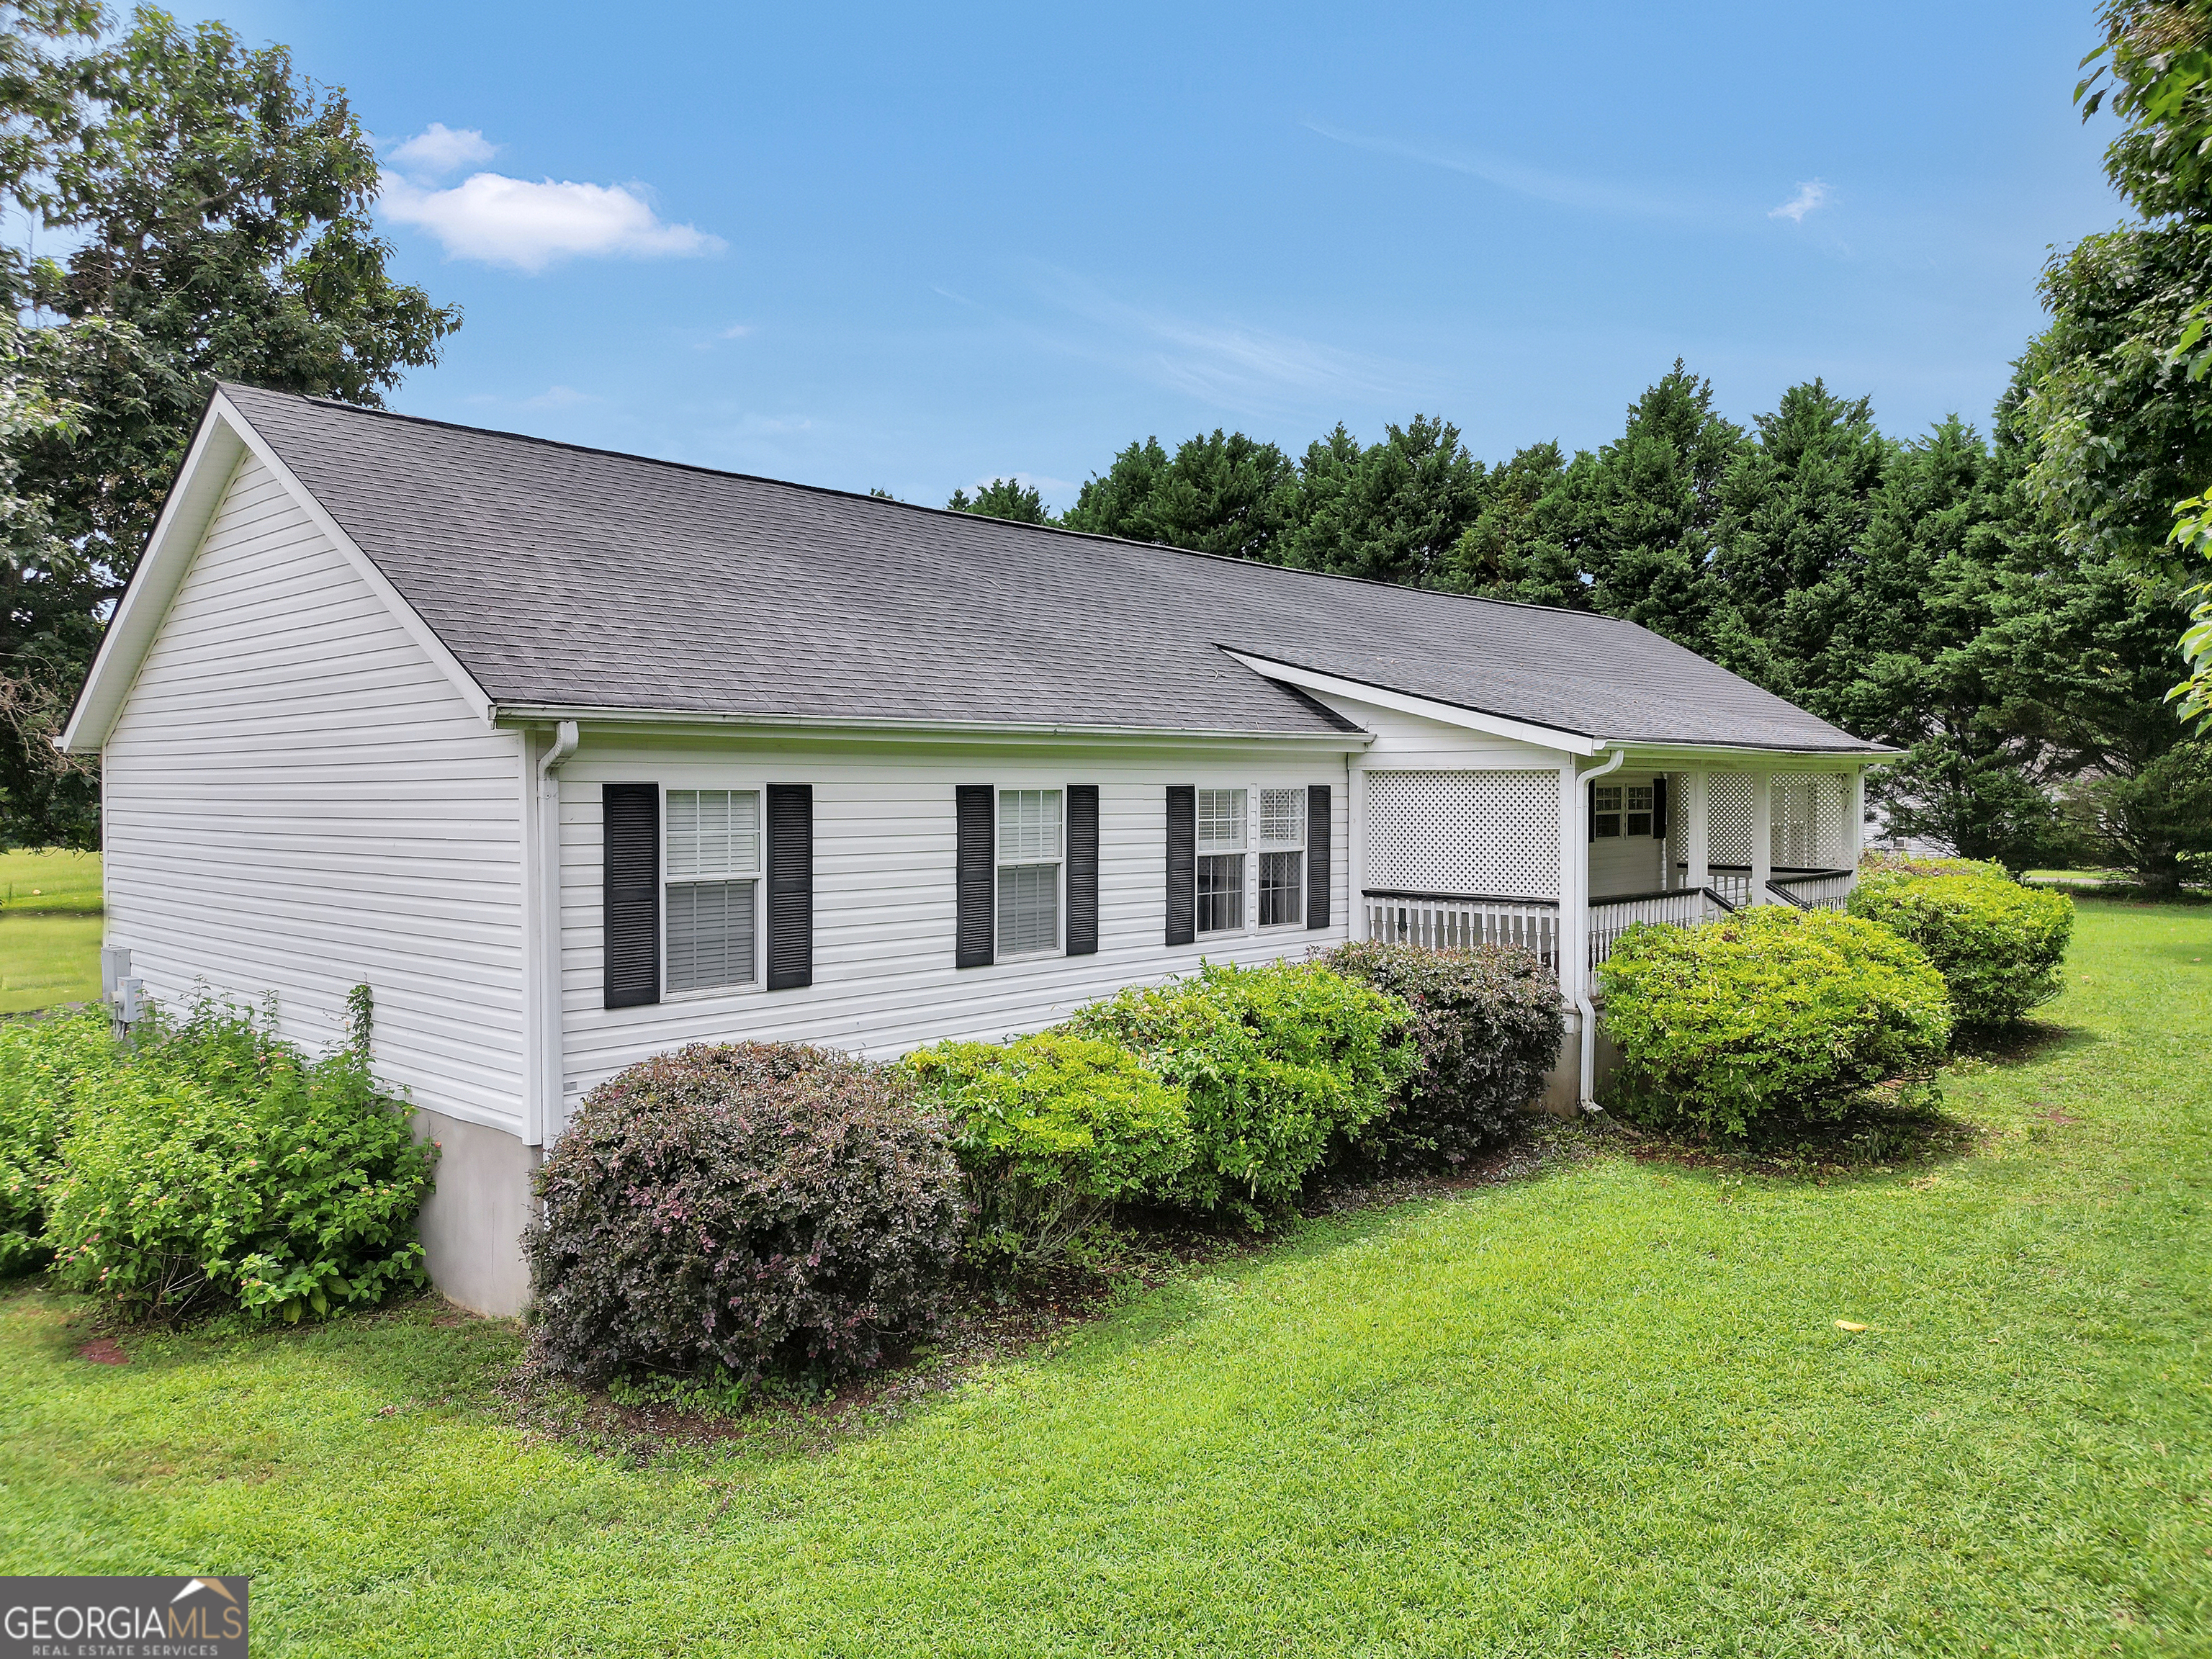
<box><xmin>1557</xmin><ymin>760</ymin><xmax>1584</xmax><ymax>1015</ymax></box>
<box><xmin>1848</xmin><ymin>767</ymin><xmax>1867</xmax><ymax>867</ymax></box>
<box><xmin>1684</xmin><ymin>770</ymin><xmax>1710</xmax><ymax>892</ymax></box>
<box><xmin>1346</xmin><ymin>753</ymin><xmax>1368</xmax><ymax>940</ymax></box>
<box><xmin>1750</xmin><ymin>770</ymin><xmax>1773</xmax><ymax>904</ymax></box>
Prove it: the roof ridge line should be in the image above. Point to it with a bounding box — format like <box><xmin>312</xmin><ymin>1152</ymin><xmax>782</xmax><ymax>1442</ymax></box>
<box><xmin>214</xmin><ymin>379</ymin><xmax>1637</xmax><ymax>626</ymax></box>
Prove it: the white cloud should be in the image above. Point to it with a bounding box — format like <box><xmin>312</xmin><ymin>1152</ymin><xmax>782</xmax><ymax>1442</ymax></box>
<box><xmin>1770</xmin><ymin>180</ymin><xmax>1832</xmax><ymax>222</ymax></box>
<box><xmin>523</xmin><ymin>385</ymin><xmax>593</xmax><ymax>409</ymax></box>
<box><xmin>718</xmin><ymin>323</ymin><xmax>752</xmax><ymax>338</ymax></box>
<box><xmin>387</xmin><ymin>122</ymin><xmax>498</xmax><ymax>178</ymax></box>
<box><xmin>1303</xmin><ymin>119</ymin><xmax>1696</xmax><ymax>220</ymax></box>
<box><xmin>379</xmin><ymin>170</ymin><xmax>724</xmax><ymax>273</ymax></box>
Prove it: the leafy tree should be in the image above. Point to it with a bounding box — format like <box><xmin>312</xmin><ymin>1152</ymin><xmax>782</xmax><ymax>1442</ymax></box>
<box><xmin>1061</xmin><ymin>428</ymin><xmax>1297</xmax><ymax>561</ymax></box>
<box><xmin>1450</xmin><ymin>363</ymin><xmax>1742</xmax><ymax>646</ymax></box>
<box><xmin>2023</xmin><ymin>1</ymin><xmax>2212</xmax><ymax>729</ymax></box>
<box><xmin>948</xmin><ymin>477</ymin><xmax>1051</xmax><ymax>523</ymax></box>
<box><xmin>0</xmin><ymin>2</ymin><xmax>459</xmax><ymax>847</ymax></box>
<box><xmin>1708</xmin><ymin>380</ymin><xmax>1894</xmax><ymax>696</ymax></box>
<box><xmin>1282</xmin><ymin>414</ymin><xmax>1485</xmax><ymax>585</ymax></box>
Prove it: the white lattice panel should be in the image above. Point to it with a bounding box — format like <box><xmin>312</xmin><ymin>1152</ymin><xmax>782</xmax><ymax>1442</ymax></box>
<box><xmin>1363</xmin><ymin>770</ymin><xmax>1560</xmax><ymax>899</ymax></box>
<box><xmin>1709</xmin><ymin>773</ymin><xmax>1755</xmax><ymax>866</ymax></box>
<box><xmin>1771</xmin><ymin>772</ymin><xmax>1849</xmax><ymax>868</ymax></box>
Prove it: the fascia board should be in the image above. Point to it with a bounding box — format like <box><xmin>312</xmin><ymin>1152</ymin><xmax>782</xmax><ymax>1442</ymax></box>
<box><xmin>491</xmin><ymin>703</ymin><xmax>1375</xmax><ymax>750</ymax></box>
<box><xmin>215</xmin><ymin>392</ymin><xmax>493</xmax><ymax>727</ymax></box>
<box><xmin>1218</xmin><ymin>649</ymin><xmax>1601</xmax><ymax>757</ymax></box>
<box><xmin>61</xmin><ymin>392</ymin><xmax>496</xmax><ymax>752</ymax></box>
<box><xmin>58</xmin><ymin>405</ymin><xmax>244</xmax><ymax>752</ymax></box>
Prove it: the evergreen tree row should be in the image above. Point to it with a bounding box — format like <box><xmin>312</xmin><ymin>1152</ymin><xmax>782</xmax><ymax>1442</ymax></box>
<box><xmin>949</xmin><ymin>363</ymin><xmax>2209</xmax><ymax>888</ymax></box>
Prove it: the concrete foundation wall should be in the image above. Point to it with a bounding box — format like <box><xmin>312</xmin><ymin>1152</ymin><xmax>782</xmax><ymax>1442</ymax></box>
<box><xmin>413</xmin><ymin>1106</ymin><xmax>536</xmax><ymax>1316</ymax></box>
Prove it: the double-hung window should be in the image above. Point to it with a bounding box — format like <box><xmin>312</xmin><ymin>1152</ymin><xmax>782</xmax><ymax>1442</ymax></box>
<box><xmin>1196</xmin><ymin>787</ymin><xmax>1246</xmax><ymax>934</ymax></box>
<box><xmin>1257</xmin><ymin>787</ymin><xmax>1304</xmax><ymax>927</ymax></box>
<box><xmin>1625</xmin><ymin>783</ymin><xmax>1654</xmax><ymax>839</ymax></box>
<box><xmin>997</xmin><ymin>788</ymin><xmax>1062</xmax><ymax>956</ymax></box>
<box><xmin>665</xmin><ymin>788</ymin><xmax>760</xmax><ymax>992</ymax></box>
<box><xmin>1591</xmin><ymin>783</ymin><xmax>1623</xmax><ymax>839</ymax></box>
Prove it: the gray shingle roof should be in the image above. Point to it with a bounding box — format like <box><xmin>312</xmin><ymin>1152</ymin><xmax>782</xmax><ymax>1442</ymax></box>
<box><xmin>220</xmin><ymin>382</ymin><xmax>1888</xmax><ymax>754</ymax></box>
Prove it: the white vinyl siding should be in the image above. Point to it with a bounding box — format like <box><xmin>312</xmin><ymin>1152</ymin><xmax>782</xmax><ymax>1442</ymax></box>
<box><xmin>100</xmin><ymin>452</ymin><xmax>529</xmax><ymax>1134</ymax></box>
<box><xmin>665</xmin><ymin>788</ymin><xmax>759</xmax><ymax>992</ymax></box>
<box><xmin>556</xmin><ymin>747</ymin><xmax>1354</xmax><ymax>1122</ymax></box>
<box><xmin>995</xmin><ymin>788</ymin><xmax>1062</xmax><ymax>958</ymax></box>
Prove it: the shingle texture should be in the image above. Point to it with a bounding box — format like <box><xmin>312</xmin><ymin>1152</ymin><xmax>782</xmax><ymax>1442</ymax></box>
<box><xmin>221</xmin><ymin>383</ymin><xmax>1887</xmax><ymax>753</ymax></box>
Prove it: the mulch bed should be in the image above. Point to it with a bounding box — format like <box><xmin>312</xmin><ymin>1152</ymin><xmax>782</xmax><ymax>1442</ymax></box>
<box><xmin>75</xmin><ymin>1336</ymin><xmax>128</xmax><ymax>1364</ymax></box>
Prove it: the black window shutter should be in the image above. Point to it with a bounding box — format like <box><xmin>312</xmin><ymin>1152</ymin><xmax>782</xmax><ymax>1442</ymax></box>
<box><xmin>765</xmin><ymin>784</ymin><xmax>812</xmax><ymax>990</ymax></box>
<box><xmin>1651</xmin><ymin>775</ymin><xmax>1668</xmax><ymax>841</ymax></box>
<box><xmin>602</xmin><ymin>783</ymin><xmax>660</xmax><ymax>1009</ymax></box>
<box><xmin>1164</xmin><ymin>786</ymin><xmax>1195</xmax><ymax>946</ymax></box>
<box><xmin>956</xmin><ymin>785</ymin><xmax>995</xmax><ymax>968</ymax></box>
<box><xmin>1306</xmin><ymin>783</ymin><xmax>1331</xmax><ymax>930</ymax></box>
<box><xmin>1587</xmin><ymin>780</ymin><xmax>1596</xmax><ymax>842</ymax></box>
<box><xmin>1066</xmin><ymin>785</ymin><xmax>1100</xmax><ymax>956</ymax></box>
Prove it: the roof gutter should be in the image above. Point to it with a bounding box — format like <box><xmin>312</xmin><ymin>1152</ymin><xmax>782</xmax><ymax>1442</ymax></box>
<box><xmin>488</xmin><ymin>703</ymin><xmax>1374</xmax><ymax>749</ymax></box>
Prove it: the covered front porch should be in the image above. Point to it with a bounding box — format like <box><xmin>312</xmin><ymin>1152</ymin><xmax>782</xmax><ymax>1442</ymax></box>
<box><xmin>1348</xmin><ymin>752</ymin><xmax>1869</xmax><ymax>1110</ymax></box>
<box><xmin>1354</xmin><ymin>758</ymin><xmax>1867</xmax><ymax>967</ymax></box>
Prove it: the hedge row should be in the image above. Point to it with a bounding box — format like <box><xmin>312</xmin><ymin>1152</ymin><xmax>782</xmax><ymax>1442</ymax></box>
<box><xmin>1596</xmin><ymin>860</ymin><xmax>2076</xmax><ymax>1136</ymax></box>
<box><xmin>527</xmin><ymin>948</ymin><xmax>1566</xmax><ymax>1388</ymax></box>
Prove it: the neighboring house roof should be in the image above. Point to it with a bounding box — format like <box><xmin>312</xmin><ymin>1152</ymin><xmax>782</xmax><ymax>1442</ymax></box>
<box><xmin>122</xmin><ymin>383</ymin><xmax>1894</xmax><ymax>752</ymax></box>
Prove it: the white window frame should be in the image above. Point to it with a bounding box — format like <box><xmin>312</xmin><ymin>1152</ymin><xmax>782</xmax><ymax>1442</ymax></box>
<box><xmin>1624</xmin><ymin>781</ymin><xmax>1655</xmax><ymax>840</ymax></box>
<box><xmin>660</xmin><ymin>783</ymin><xmax>765</xmax><ymax>999</ymax></box>
<box><xmin>1256</xmin><ymin>786</ymin><xmax>1305</xmax><ymax>930</ymax></box>
<box><xmin>1195</xmin><ymin>785</ymin><xmax>1249</xmax><ymax>937</ymax></box>
<box><xmin>1592</xmin><ymin>781</ymin><xmax>1624</xmax><ymax>840</ymax></box>
<box><xmin>994</xmin><ymin>786</ymin><xmax>1065</xmax><ymax>961</ymax></box>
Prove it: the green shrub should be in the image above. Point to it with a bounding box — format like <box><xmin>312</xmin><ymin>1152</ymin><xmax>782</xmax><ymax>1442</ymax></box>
<box><xmin>526</xmin><ymin>1042</ymin><xmax>964</xmax><ymax>1387</ymax></box>
<box><xmin>44</xmin><ymin>992</ymin><xmax>436</xmax><ymax>1323</ymax></box>
<box><xmin>1065</xmin><ymin>959</ymin><xmax>1414</xmax><ymax>1224</ymax></box>
<box><xmin>0</xmin><ymin>1006</ymin><xmax>119</xmax><ymax>1274</ymax></box>
<box><xmin>901</xmin><ymin>1032</ymin><xmax>1193</xmax><ymax>1280</ymax></box>
<box><xmin>1323</xmin><ymin>941</ymin><xmax>1565</xmax><ymax>1169</ymax></box>
<box><xmin>1597</xmin><ymin>907</ymin><xmax>1954</xmax><ymax>1139</ymax></box>
<box><xmin>1848</xmin><ymin>861</ymin><xmax>2075</xmax><ymax>1029</ymax></box>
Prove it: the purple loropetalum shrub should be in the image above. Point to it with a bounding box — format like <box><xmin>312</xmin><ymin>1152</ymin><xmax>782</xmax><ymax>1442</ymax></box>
<box><xmin>1323</xmin><ymin>940</ymin><xmax>1565</xmax><ymax>1169</ymax></box>
<box><xmin>525</xmin><ymin>1041</ymin><xmax>966</xmax><ymax>1386</ymax></box>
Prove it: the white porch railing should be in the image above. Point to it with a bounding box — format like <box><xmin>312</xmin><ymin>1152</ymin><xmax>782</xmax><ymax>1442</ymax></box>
<box><xmin>1586</xmin><ymin>886</ymin><xmax>1737</xmax><ymax>968</ymax></box>
<box><xmin>1362</xmin><ymin>890</ymin><xmax>1562</xmax><ymax>965</ymax></box>
<box><xmin>1768</xmin><ymin>867</ymin><xmax>1856</xmax><ymax>911</ymax></box>
<box><xmin>1676</xmin><ymin>864</ymin><xmax>1857</xmax><ymax>912</ymax></box>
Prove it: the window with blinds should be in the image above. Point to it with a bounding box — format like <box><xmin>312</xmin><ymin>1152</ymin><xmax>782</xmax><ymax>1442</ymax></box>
<box><xmin>997</xmin><ymin>788</ymin><xmax>1062</xmax><ymax>956</ymax></box>
<box><xmin>1196</xmin><ymin>786</ymin><xmax>1246</xmax><ymax>934</ymax></box>
<box><xmin>1257</xmin><ymin>786</ymin><xmax>1304</xmax><ymax>927</ymax></box>
<box><xmin>665</xmin><ymin>788</ymin><xmax>760</xmax><ymax>992</ymax></box>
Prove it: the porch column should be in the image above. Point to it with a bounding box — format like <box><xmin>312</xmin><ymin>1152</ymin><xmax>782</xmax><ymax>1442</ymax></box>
<box><xmin>1346</xmin><ymin>753</ymin><xmax>1369</xmax><ymax>940</ymax></box>
<box><xmin>1750</xmin><ymin>770</ymin><xmax>1773</xmax><ymax>904</ymax></box>
<box><xmin>1684</xmin><ymin>770</ymin><xmax>1710</xmax><ymax>891</ymax></box>
<box><xmin>1557</xmin><ymin>763</ymin><xmax>1583</xmax><ymax>999</ymax></box>
<box><xmin>1848</xmin><ymin>767</ymin><xmax>1867</xmax><ymax>867</ymax></box>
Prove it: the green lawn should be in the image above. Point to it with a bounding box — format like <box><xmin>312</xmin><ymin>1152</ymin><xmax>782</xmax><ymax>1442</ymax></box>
<box><xmin>0</xmin><ymin>848</ymin><xmax>104</xmax><ymax>1013</ymax></box>
<box><xmin>1</xmin><ymin>901</ymin><xmax>2208</xmax><ymax>1655</ymax></box>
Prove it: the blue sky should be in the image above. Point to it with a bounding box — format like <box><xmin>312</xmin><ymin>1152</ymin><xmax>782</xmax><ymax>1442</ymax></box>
<box><xmin>181</xmin><ymin>1</ymin><xmax>2124</xmax><ymax>511</ymax></box>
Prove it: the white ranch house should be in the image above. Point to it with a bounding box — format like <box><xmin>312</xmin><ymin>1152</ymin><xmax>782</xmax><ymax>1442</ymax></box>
<box><xmin>62</xmin><ymin>386</ymin><xmax>1892</xmax><ymax>1313</ymax></box>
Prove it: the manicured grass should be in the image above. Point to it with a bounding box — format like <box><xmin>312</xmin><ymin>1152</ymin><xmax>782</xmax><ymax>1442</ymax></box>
<box><xmin>2</xmin><ymin>902</ymin><xmax>2208</xmax><ymax>1655</ymax></box>
<box><xmin>0</xmin><ymin>914</ymin><xmax>104</xmax><ymax>1013</ymax></box>
<box><xmin>0</xmin><ymin>848</ymin><xmax>103</xmax><ymax>1013</ymax></box>
<box><xmin>0</xmin><ymin>847</ymin><xmax>102</xmax><ymax>914</ymax></box>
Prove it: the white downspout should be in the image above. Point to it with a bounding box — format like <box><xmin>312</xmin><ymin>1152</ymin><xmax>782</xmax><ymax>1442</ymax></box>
<box><xmin>1574</xmin><ymin>745</ymin><xmax>1627</xmax><ymax>1114</ymax></box>
<box><xmin>526</xmin><ymin>720</ymin><xmax>580</xmax><ymax>1147</ymax></box>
